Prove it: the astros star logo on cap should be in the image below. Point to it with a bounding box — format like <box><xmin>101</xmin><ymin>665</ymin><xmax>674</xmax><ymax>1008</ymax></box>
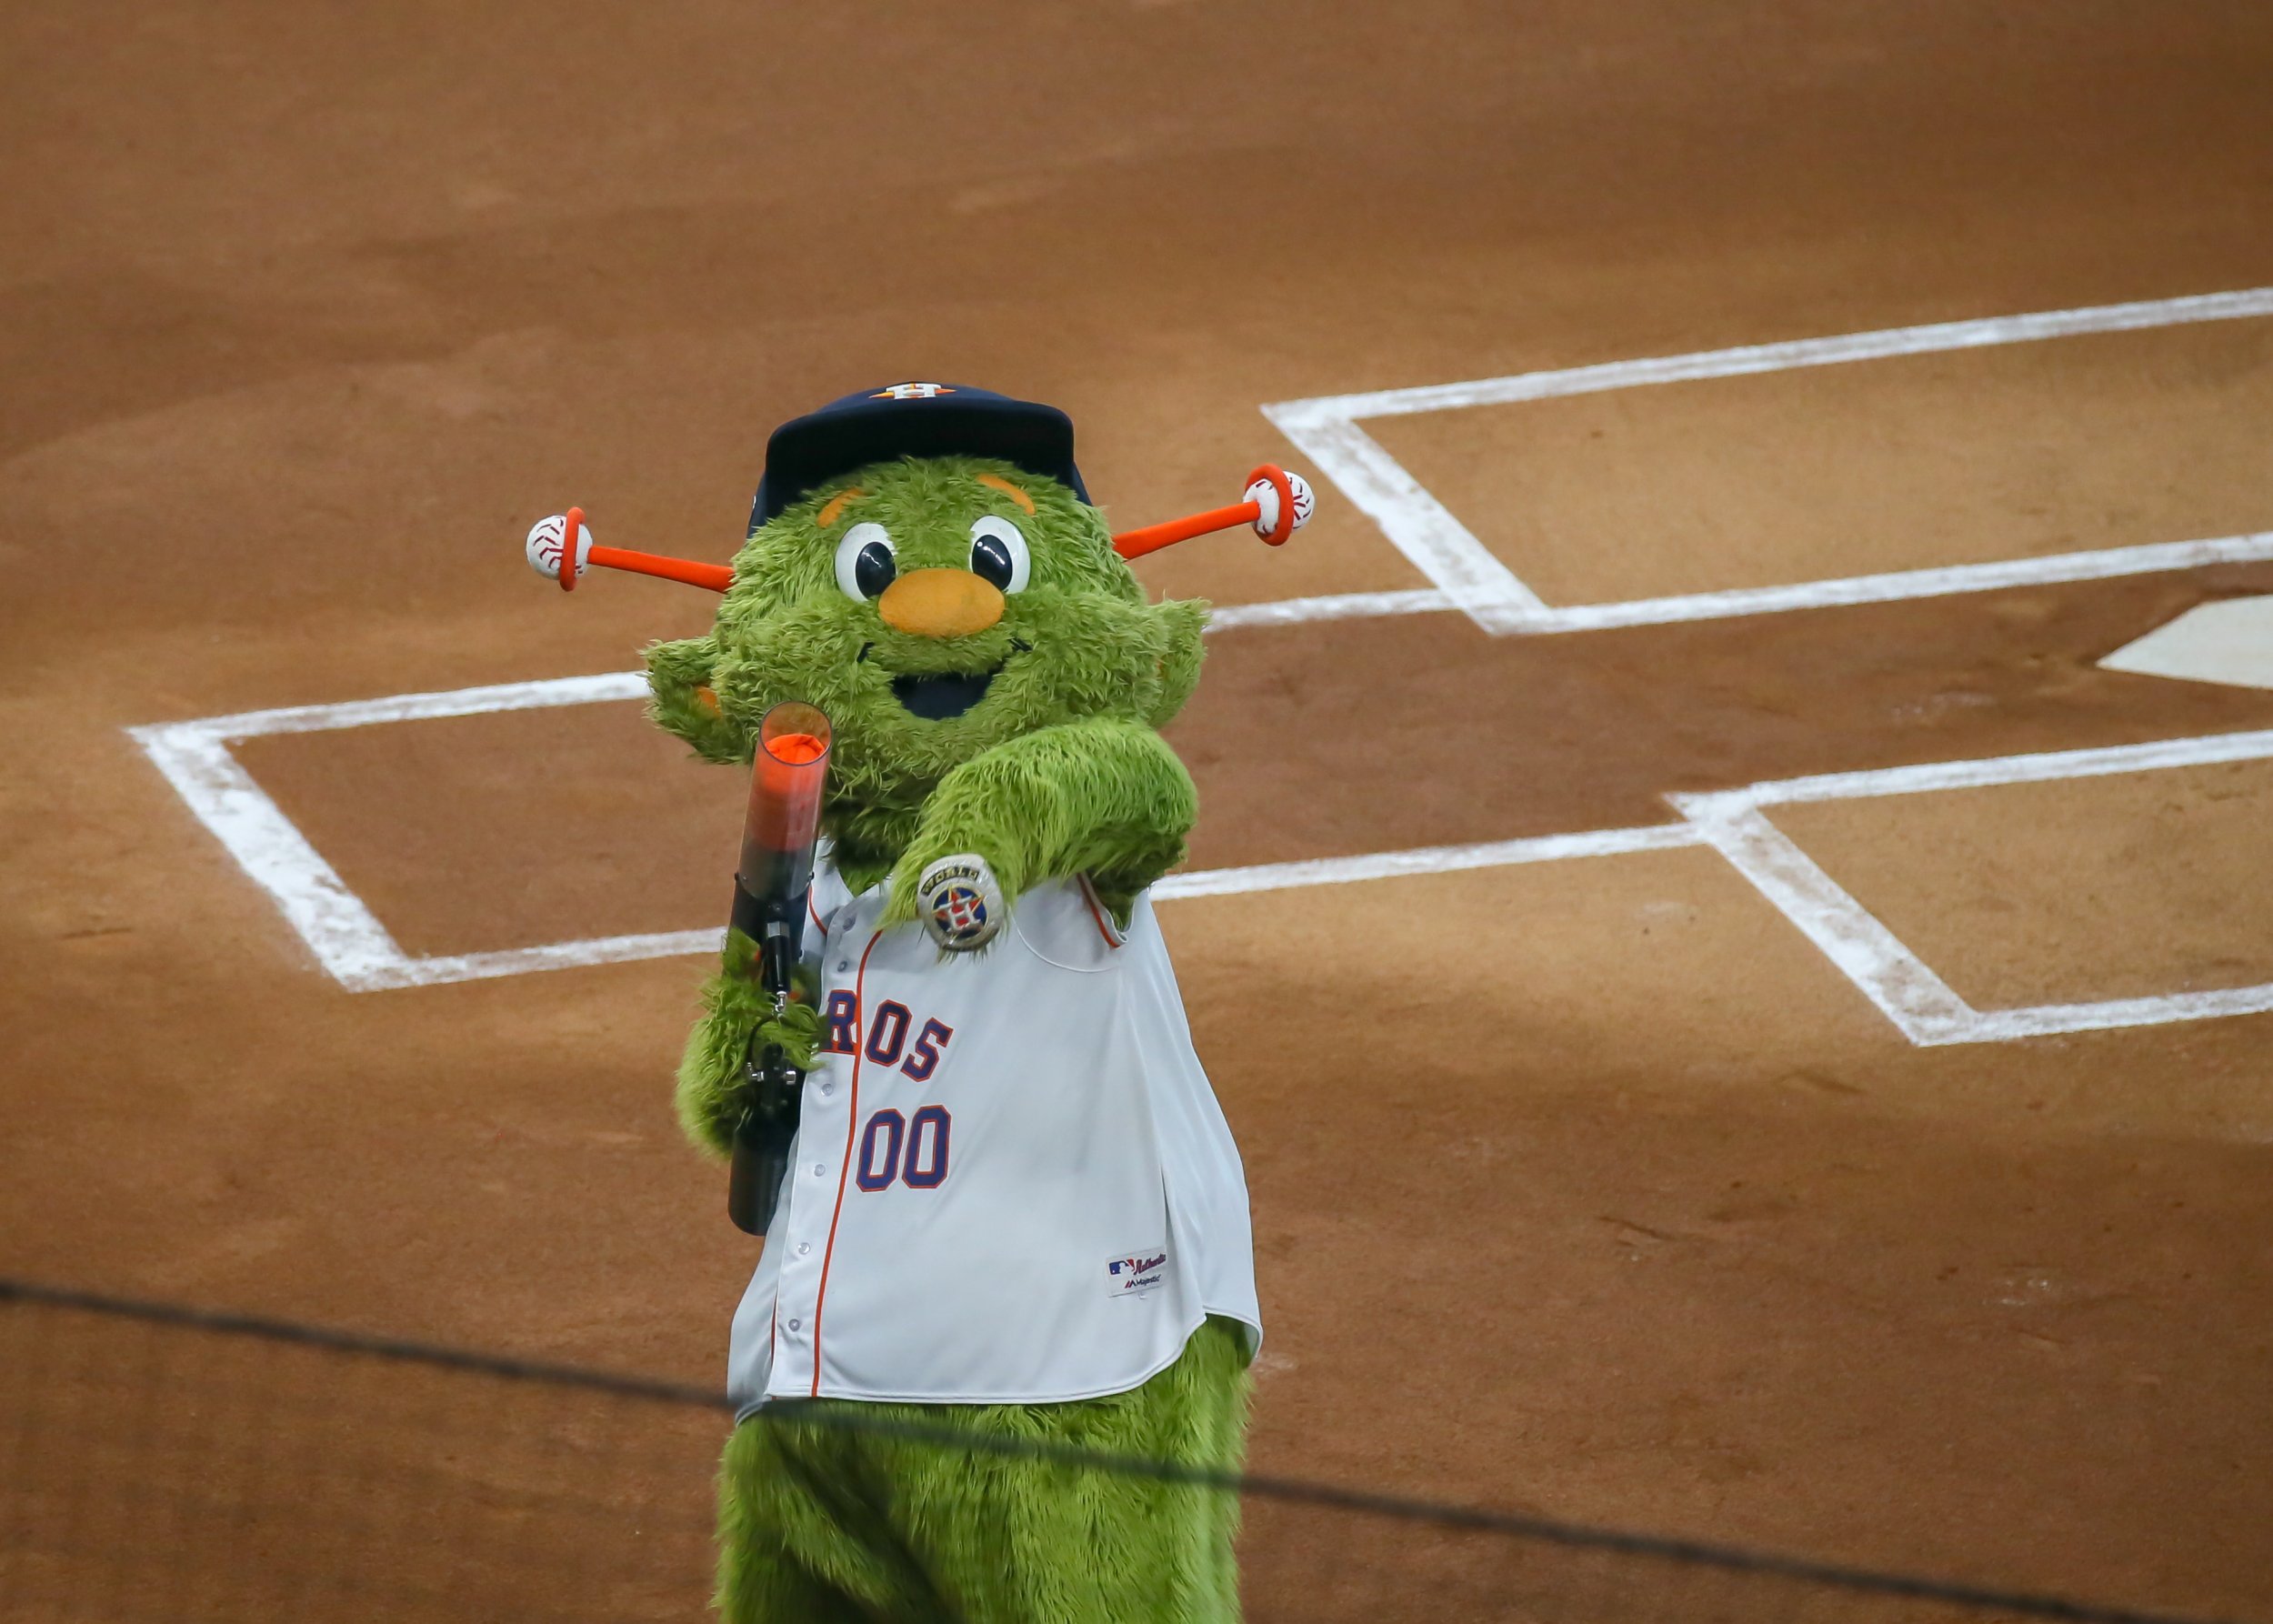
<box><xmin>873</xmin><ymin>383</ymin><xmax>956</xmax><ymax>400</ymax></box>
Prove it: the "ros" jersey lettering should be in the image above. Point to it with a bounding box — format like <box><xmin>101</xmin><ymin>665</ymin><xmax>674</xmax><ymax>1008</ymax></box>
<box><xmin>820</xmin><ymin>990</ymin><xmax>953</xmax><ymax>1080</ymax></box>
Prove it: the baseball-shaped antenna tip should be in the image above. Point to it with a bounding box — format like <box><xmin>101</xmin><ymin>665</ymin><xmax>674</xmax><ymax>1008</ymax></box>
<box><xmin>1243</xmin><ymin>466</ymin><xmax>1316</xmax><ymax>546</ymax></box>
<box><xmin>525</xmin><ymin>512</ymin><xmax>594</xmax><ymax>584</ymax></box>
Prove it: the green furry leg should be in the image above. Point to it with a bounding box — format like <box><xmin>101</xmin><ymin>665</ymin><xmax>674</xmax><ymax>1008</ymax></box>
<box><xmin>716</xmin><ymin>1317</ymin><xmax>1250</xmax><ymax>1623</ymax></box>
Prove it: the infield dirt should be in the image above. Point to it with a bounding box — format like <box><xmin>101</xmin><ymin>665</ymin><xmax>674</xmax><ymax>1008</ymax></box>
<box><xmin>5</xmin><ymin>3</ymin><xmax>2272</xmax><ymax>1619</ymax></box>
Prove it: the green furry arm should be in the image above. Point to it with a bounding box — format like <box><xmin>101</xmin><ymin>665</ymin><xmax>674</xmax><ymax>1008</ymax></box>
<box><xmin>882</xmin><ymin>717</ymin><xmax>1196</xmax><ymax>930</ymax></box>
<box><xmin>675</xmin><ymin>929</ymin><xmax>823</xmax><ymax>1160</ymax></box>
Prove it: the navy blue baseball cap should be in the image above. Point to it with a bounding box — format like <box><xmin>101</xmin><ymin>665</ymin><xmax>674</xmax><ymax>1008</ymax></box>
<box><xmin>748</xmin><ymin>382</ymin><xmax>1090</xmax><ymax>535</ymax></box>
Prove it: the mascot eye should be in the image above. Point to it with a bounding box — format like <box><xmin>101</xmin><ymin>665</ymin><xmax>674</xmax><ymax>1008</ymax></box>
<box><xmin>833</xmin><ymin>522</ymin><xmax>896</xmax><ymax>601</ymax></box>
<box><xmin>968</xmin><ymin>516</ymin><xmax>1030</xmax><ymax>594</ymax></box>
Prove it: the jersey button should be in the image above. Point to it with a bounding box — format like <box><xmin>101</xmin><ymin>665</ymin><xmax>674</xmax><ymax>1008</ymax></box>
<box><xmin>786</xmin><ymin>1318</ymin><xmax>802</xmax><ymax>1332</ymax></box>
<box><xmin>813</xmin><ymin>1163</ymin><xmax>826</xmax><ymax>1177</ymax></box>
<box><xmin>796</xmin><ymin>1243</ymin><xmax>811</xmax><ymax>1256</ymax></box>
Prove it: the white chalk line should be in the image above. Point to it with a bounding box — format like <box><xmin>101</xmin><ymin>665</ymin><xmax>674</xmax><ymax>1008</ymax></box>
<box><xmin>1206</xmin><ymin>587</ymin><xmax>1453</xmax><ymax>629</ymax></box>
<box><xmin>128</xmin><ymin>675</ymin><xmax>1707</xmax><ymax>993</ymax></box>
<box><xmin>1957</xmin><ymin>985</ymin><xmax>2273</xmax><ymax>1044</ymax></box>
<box><xmin>1513</xmin><ymin>531</ymin><xmax>2273</xmax><ymax>636</ymax></box>
<box><xmin>117</xmin><ymin>599</ymin><xmax>1470</xmax><ymax>994</ymax></box>
<box><xmin>130</xmin><ymin>660</ymin><xmax>2273</xmax><ymax>1047</ymax></box>
<box><xmin>1260</xmin><ymin>408</ymin><xmax>1550</xmax><ymax>623</ymax></box>
<box><xmin>1265</xmin><ymin>286</ymin><xmax>2273</xmax><ymax>635</ymax></box>
<box><xmin>1717</xmin><ymin>726</ymin><xmax>2273</xmax><ymax>808</ymax></box>
<box><xmin>174</xmin><ymin>670</ymin><xmax>652</xmax><ymax>743</ymax></box>
<box><xmin>366</xmin><ymin>929</ymin><xmax>727</xmax><ymax>992</ymax></box>
<box><xmin>1669</xmin><ymin>798</ymin><xmax>1977</xmax><ymax>1047</ymax></box>
<box><xmin>1155</xmin><ymin>824</ymin><xmax>1702</xmax><ymax>900</ymax></box>
<box><xmin>129</xmin><ymin>719</ymin><xmax>414</xmax><ymax>990</ymax></box>
<box><xmin>1271</xmin><ymin>287</ymin><xmax>2273</xmax><ymax>425</ymax></box>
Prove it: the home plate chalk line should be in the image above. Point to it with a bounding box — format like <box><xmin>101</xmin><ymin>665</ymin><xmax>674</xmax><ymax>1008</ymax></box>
<box><xmin>128</xmin><ymin>284</ymin><xmax>2273</xmax><ymax>1041</ymax></box>
<box><xmin>1265</xmin><ymin>284</ymin><xmax>2273</xmax><ymax>636</ymax></box>
<box><xmin>131</xmin><ymin>670</ymin><xmax>2273</xmax><ymax>1047</ymax></box>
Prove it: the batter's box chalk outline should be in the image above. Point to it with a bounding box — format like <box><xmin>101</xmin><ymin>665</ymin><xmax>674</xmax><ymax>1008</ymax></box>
<box><xmin>1672</xmin><ymin>727</ymin><xmax>2273</xmax><ymax>1046</ymax></box>
<box><xmin>1264</xmin><ymin>286</ymin><xmax>2273</xmax><ymax>637</ymax></box>
<box><xmin>118</xmin><ymin>596</ymin><xmax>1451</xmax><ymax>994</ymax></box>
<box><xmin>130</xmin><ymin>672</ymin><xmax>667</xmax><ymax>993</ymax></box>
<box><xmin>128</xmin><ymin>664</ymin><xmax>1700</xmax><ymax>994</ymax></box>
<box><xmin>131</xmin><ymin>677</ymin><xmax>2273</xmax><ymax>1046</ymax></box>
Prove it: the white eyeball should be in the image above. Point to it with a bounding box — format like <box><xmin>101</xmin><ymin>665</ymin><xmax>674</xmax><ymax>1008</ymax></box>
<box><xmin>967</xmin><ymin>515</ymin><xmax>1030</xmax><ymax>594</ymax></box>
<box><xmin>835</xmin><ymin>522</ymin><xmax>896</xmax><ymax>601</ymax></box>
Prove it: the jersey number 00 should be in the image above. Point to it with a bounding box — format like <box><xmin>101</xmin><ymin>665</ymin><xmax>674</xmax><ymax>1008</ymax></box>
<box><xmin>855</xmin><ymin>1105</ymin><xmax>951</xmax><ymax>1192</ymax></box>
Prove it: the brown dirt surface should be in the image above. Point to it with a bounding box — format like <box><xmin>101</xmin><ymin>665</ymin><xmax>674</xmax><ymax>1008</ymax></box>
<box><xmin>5</xmin><ymin>1</ymin><xmax>2273</xmax><ymax>1620</ymax></box>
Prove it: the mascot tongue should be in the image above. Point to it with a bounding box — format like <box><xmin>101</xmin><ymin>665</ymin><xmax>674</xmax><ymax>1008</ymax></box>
<box><xmin>891</xmin><ymin>668</ymin><xmax>996</xmax><ymax>719</ymax></box>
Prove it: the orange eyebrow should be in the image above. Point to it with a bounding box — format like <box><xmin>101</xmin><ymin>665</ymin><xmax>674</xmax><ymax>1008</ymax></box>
<box><xmin>975</xmin><ymin>473</ymin><xmax>1035</xmax><ymax>515</ymax></box>
<box><xmin>816</xmin><ymin>487</ymin><xmax>866</xmax><ymax>527</ymax></box>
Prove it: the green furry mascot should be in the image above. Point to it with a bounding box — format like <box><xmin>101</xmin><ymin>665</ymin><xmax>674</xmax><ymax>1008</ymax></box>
<box><xmin>644</xmin><ymin>385</ymin><xmax>1267</xmax><ymax>1622</ymax></box>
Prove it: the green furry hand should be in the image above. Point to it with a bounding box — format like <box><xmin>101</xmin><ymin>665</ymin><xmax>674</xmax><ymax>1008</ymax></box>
<box><xmin>879</xmin><ymin>717</ymin><xmax>1196</xmax><ymax>937</ymax></box>
<box><xmin>675</xmin><ymin>930</ymin><xmax>825</xmax><ymax>1159</ymax></box>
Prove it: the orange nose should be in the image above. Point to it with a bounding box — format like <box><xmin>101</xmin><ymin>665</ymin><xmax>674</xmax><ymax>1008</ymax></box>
<box><xmin>878</xmin><ymin>569</ymin><xmax>1006</xmax><ymax>638</ymax></box>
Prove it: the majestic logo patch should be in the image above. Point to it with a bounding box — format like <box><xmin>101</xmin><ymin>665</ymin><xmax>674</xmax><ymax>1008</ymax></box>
<box><xmin>872</xmin><ymin>382</ymin><xmax>956</xmax><ymax>400</ymax></box>
<box><xmin>916</xmin><ymin>854</ymin><xmax>1003</xmax><ymax>951</ymax></box>
<box><xmin>1106</xmin><ymin>1249</ymin><xmax>1168</xmax><ymax>1298</ymax></box>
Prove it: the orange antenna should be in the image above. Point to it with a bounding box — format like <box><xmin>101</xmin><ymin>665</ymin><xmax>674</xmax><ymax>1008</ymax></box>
<box><xmin>524</xmin><ymin>508</ymin><xmax>735</xmax><ymax>593</ymax></box>
<box><xmin>521</xmin><ymin>466</ymin><xmax>1311</xmax><ymax>596</ymax></box>
<box><xmin>1112</xmin><ymin>465</ymin><xmax>1314</xmax><ymax>559</ymax></box>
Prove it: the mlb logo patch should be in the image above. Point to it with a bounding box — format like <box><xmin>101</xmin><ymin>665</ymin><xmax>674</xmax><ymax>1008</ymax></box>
<box><xmin>1106</xmin><ymin>1249</ymin><xmax>1168</xmax><ymax>1299</ymax></box>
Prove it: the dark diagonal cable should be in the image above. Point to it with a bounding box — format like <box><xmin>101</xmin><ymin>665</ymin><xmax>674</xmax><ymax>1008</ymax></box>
<box><xmin>0</xmin><ymin>1275</ymin><xmax>2248</xmax><ymax>1624</ymax></box>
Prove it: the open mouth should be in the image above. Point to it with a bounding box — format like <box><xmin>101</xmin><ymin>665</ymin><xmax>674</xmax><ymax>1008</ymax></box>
<box><xmin>890</xmin><ymin>666</ymin><xmax>1003</xmax><ymax>720</ymax></box>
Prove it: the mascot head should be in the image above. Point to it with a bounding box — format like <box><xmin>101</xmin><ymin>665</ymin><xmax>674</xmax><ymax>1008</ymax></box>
<box><xmin>643</xmin><ymin>386</ymin><xmax>1207</xmax><ymax>876</ymax></box>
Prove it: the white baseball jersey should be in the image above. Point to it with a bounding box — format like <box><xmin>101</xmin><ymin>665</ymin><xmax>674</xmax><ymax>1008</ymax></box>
<box><xmin>726</xmin><ymin>859</ymin><xmax>1262</xmax><ymax>1415</ymax></box>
